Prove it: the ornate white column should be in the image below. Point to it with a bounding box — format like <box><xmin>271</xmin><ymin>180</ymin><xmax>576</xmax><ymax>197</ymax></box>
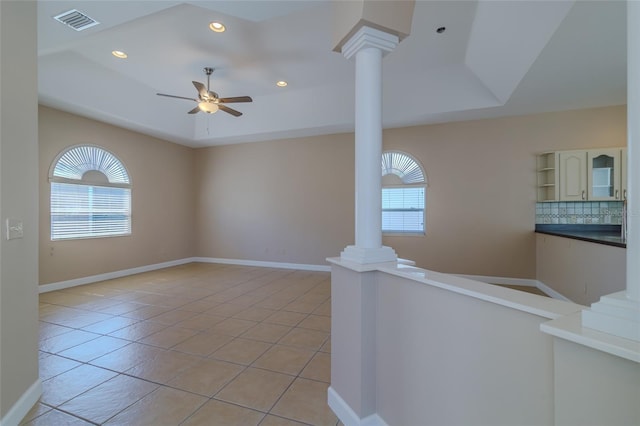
<box><xmin>327</xmin><ymin>20</ymin><xmax>413</xmax><ymax>426</ymax></box>
<box><xmin>340</xmin><ymin>26</ymin><xmax>398</xmax><ymax>264</ymax></box>
<box><xmin>582</xmin><ymin>0</ymin><xmax>640</xmax><ymax>341</ymax></box>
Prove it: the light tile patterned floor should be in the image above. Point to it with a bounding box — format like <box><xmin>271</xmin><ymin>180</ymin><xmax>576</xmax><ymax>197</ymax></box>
<box><xmin>24</xmin><ymin>263</ymin><xmax>339</xmax><ymax>425</ymax></box>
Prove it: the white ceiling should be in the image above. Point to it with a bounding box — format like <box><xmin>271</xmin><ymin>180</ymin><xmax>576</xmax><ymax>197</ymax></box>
<box><xmin>37</xmin><ymin>0</ymin><xmax>626</xmax><ymax>148</ymax></box>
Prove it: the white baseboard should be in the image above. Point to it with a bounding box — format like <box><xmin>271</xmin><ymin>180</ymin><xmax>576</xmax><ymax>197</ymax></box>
<box><xmin>327</xmin><ymin>386</ymin><xmax>388</xmax><ymax>426</ymax></box>
<box><xmin>39</xmin><ymin>258</ymin><xmax>196</xmax><ymax>293</ymax></box>
<box><xmin>454</xmin><ymin>274</ymin><xmax>539</xmax><ymax>287</ymax></box>
<box><xmin>0</xmin><ymin>379</ymin><xmax>42</xmax><ymax>426</ymax></box>
<box><xmin>454</xmin><ymin>274</ymin><xmax>575</xmax><ymax>302</ymax></box>
<box><xmin>193</xmin><ymin>257</ymin><xmax>331</xmax><ymax>272</ymax></box>
<box><xmin>535</xmin><ymin>280</ymin><xmax>573</xmax><ymax>302</ymax></box>
<box><xmin>40</xmin><ymin>257</ymin><xmax>331</xmax><ymax>293</ymax></box>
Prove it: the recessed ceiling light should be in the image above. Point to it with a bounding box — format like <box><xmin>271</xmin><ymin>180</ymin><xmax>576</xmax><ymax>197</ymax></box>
<box><xmin>112</xmin><ymin>50</ymin><xmax>127</xmax><ymax>59</ymax></box>
<box><xmin>209</xmin><ymin>22</ymin><xmax>225</xmax><ymax>33</ymax></box>
<box><xmin>276</xmin><ymin>80</ymin><xmax>288</xmax><ymax>87</ymax></box>
<box><xmin>436</xmin><ymin>26</ymin><xmax>446</xmax><ymax>34</ymax></box>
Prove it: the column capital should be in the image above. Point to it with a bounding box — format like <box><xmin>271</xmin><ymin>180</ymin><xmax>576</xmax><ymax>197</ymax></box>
<box><xmin>342</xmin><ymin>26</ymin><xmax>399</xmax><ymax>60</ymax></box>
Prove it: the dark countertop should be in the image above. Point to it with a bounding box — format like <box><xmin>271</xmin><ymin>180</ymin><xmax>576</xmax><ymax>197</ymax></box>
<box><xmin>535</xmin><ymin>224</ymin><xmax>626</xmax><ymax>248</ymax></box>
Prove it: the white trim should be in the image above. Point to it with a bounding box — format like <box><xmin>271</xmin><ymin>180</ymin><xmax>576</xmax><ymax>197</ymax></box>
<box><xmin>39</xmin><ymin>258</ymin><xmax>196</xmax><ymax>293</ymax></box>
<box><xmin>535</xmin><ymin>280</ymin><xmax>574</xmax><ymax>302</ymax></box>
<box><xmin>541</xmin><ymin>312</ymin><xmax>640</xmax><ymax>363</ymax></box>
<box><xmin>0</xmin><ymin>379</ymin><xmax>42</xmax><ymax>426</ymax></box>
<box><xmin>582</xmin><ymin>291</ymin><xmax>640</xmax><ymax>342</ymax></box>
<box><xmin>454</xmin><ymin>274</ymin><xmax>539</xmax><ymax>287</ymax></box>
<box><xmin>193</xmin><ymin>257</ymin><xmax>331</xmax><ymax>272</ymax></box>
<box><xmin>340</xmin><ymin>245</ymin><xmax>397</xmax><ymax>265</ymax></box>
<box><xmin>455</xmin><ymin>274</ymin><xmax>575</xmax><ymax>302</ymax></box>
<box><xmin>39</xmin><ymin>257</ymin><xmax>331</xmax><ymax>293</ymax></box>
<box><xmin>358</xmin><ymin>261</ymin><xmax>582</xmax><ymax>320</ymax></box>
<box><xmin>341</xmin><ymin>26</ymin><xmax>399</xmax><ymax>60</ymax></box>
<box><xmin>327</xmin><ymin>386</ymin><xmax>388</xmax><ymax>426</ymax></box>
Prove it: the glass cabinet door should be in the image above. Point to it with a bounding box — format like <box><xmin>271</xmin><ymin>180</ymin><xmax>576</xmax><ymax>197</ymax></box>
<box><xmin>588</xmin><ymin>149</ymin><xmax>621</xmax><ymax>200</ymax></box>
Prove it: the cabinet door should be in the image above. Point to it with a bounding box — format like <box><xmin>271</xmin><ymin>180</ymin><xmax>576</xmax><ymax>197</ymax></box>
<box><xmin>588</xmin><ymin>149</ymin><xmax>621</xmax><ymax>201</ymax></box>
<box><xmin>559</xmin><ymin>151</ymin><xmax>587</xmax><ymax>201</ymax></box>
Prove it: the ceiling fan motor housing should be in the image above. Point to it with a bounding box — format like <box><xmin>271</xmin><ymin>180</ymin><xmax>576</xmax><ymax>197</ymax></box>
<box><xmin>156</xmin><ymin>66</ymin><xmax>252</xmax><ymax>116</ymax></box>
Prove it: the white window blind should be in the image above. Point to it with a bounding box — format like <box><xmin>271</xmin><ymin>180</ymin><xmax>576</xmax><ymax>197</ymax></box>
<box><xmin>382</xmin><ymin>187</ymin><xmax>425</xmax><ymax>233</ymax></box>
<box><xmin>381</xmin><ymin>150</ymin><xmax>427</xmax><ymax>234</ymax></box>
<box><xmin>51</xmin><ymin>183</ymin><xmax>131</xmax><ymax>240</ymax></box>
<box><xmin>381</xmin><ymin>151</ymin><xmax>425</xmax><ymax>184</ymax></box>
<box><xmin>50</xmin><ymin>145</ymin><xmax>131</xmax><ymax>240</ymax></box>
<box><xmin>53</xmin><ymin>145</ymin><xmax>130</xmax><ymax>183</ymax></box>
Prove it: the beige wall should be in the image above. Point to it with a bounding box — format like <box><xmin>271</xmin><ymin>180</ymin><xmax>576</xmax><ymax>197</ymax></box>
<box><xmin>194</xmin><ymin>105</ymin><xmax>626</xmax><ymax>278</ymax></box>
<box><xmin>383</xmin><ymin>106</ymin><xmax>626</xmax><ymax>277</ymax></box>
<box><xmin>194</xmin><ymin>134</ymin><xmax>355</xmax><ymax>266</ymax></box>
<box><xmin>37</xmin><ymin>105</ymin><xmax>626</xmax><ymax>282</ymax></box>
<box><xmin>1</xmin><ymin>0</ymin><xmax>40</xmax><ymax>420</ymax></box>
<box><xmin>39</xmin><ymin>107</ymin><xmax>196</xmax><ymax>284</ymax></box>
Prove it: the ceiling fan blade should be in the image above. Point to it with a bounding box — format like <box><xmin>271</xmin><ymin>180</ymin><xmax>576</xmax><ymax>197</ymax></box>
<box><xmin>157</xmin><ymin>93</ymin><xmax>198</xmax><ymax>102</ymax></box>
<box><xmin>192</xmin><ymin>81</ymin><xmax>208</xmax><ymax>99</ymax></box>
<box><xmin>218</xmin><ymin>96</ymin><xmax>252</xmax><ymax>103</ymax></box>
<box><xmin>218</xmin><ymin>104</ymin><xmax>243</xmax><ymax>117</ymax></box>
<box><xmin>187</xmin><ymin>106</ymin><xmax>201</xmax><ymax>114</ymax></box>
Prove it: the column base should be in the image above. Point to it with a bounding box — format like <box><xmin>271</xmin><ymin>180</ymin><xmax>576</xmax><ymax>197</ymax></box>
<box><xmin>340</xmin><ymin>245</ymin><xmax>397</xmax><ymax>264</ymax></box>
<box><xmin>582</xmin><ymin>291</ymin><xmax>640</xmax><ymax>342</ymax></box>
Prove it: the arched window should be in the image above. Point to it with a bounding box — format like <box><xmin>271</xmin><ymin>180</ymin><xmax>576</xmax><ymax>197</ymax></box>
<box><xmin>49</xmin><ymin>145</ymin><xmax>131</xmax><ymax>240</ymax></box>
<box><xmin>381</xmin><ymin>150</ymin><xmax>427</xmax><ymax>234</ymax></box>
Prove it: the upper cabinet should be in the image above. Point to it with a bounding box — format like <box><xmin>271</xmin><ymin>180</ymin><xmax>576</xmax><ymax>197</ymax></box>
<box><xmin>537</xmin><ymin>148</ymin><xmax>626</xmax><ymax>202</ymax></box>
<box><xmin>588</xmin><ymin>149</ymin><xmax>621</xmax><ymax>201</ymax></box>
<box><xmin>558</xmin><ymin>150</ymin><xmax>587</xmax><ymax>201</ymax></box>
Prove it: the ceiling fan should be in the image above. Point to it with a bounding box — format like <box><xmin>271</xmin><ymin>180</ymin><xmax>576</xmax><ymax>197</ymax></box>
<box><xmin>157</xmin><ymin>67</ymin><xmax>252</xmax><ymax>116</ymax></box>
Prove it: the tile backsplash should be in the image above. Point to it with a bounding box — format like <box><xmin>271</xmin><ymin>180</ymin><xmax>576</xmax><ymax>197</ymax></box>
<box><xmin>536</xmin><ymin>201</ymin><xmax>624</xmax><ymax>225</ymax></box>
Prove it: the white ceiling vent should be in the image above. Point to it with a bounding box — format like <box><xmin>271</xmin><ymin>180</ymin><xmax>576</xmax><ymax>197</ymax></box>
<box><xmin>53</xmin><ymin>9</ymin><xmax>100</xmax><ymax>31</ymax></box>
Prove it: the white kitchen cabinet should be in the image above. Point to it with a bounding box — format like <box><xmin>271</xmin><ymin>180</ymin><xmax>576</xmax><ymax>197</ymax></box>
<box><xmin>587</xmin><ymin>148</ymin><xmax>622</xmax><ymax>201</ymax></box>
<box><xmin>538</xmin><ymin>148</ymin><xmax>626</xmax><ymax>202</ymax></box>
<box><xmin>558</xmin><ymin>150</ymin><xmax>587</xmax><ymax>201</ymax></box>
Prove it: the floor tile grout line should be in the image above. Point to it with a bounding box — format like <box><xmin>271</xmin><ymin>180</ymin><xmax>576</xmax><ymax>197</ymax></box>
<box><xmin>37</xmin><ymin>264</ymin><xmax>333</xmax><ymax>425</ymax></box>
<box><xmin>42</xmin><ymin>273</ymin><xmax>327</xmax><ymax>318</ymax></box>
<box><xmin>41</xmin><ymin>321</ymin><xmax>328</xmax><ymax>362</ymax></box>
<box><xmin>29</xmin><ymin>406</ymin><xmax>101</xmax><ymax>426</ymax></box>
<box><xmin>178</xmin><ymin>401</ymin><xmax>268</xmax><ymax>426</ymax></box>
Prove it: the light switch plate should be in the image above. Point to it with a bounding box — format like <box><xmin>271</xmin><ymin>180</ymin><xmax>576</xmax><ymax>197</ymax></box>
<box><xmin>6</xmin><ymin>218</ymin><xmax>23</xmax><ymax>240</ymax></box>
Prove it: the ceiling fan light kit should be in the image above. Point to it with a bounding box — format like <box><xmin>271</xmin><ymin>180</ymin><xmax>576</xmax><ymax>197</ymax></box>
<box><xmin>157</xmin><ymin>67</ymin><xmax>252</xmax><ymax>117</ymax></box>
<box><xmin>198</xmin><ymin>102</ymin><xmax>219</xmax><ymax>114</ymax></box>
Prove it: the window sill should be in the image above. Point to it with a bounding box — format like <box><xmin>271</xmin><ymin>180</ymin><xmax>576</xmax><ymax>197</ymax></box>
<box><xmin>51</xmin><ymin>232</ymin><xmax>132</xmax><ymax>241</ymax></box>
<box><xmin>383</xmin><ymin>232</ymin><xmax>426</xmax><ymax>237</ymax></box>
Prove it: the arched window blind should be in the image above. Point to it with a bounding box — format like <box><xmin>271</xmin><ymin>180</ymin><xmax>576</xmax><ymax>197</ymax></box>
<box><xmin>381</xmin><ymin>151</ymin><xmax>427</xmax><ymax>234</ymax></box>
<box><xmin>382</xmin><ymin>150</ymin><xmax>425</xmax><ymax>184</ymax></box>
<box><xmin>50</xmin><ymin>145</ymin><xmax>131</xmax><ymax>240</ymax></box>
